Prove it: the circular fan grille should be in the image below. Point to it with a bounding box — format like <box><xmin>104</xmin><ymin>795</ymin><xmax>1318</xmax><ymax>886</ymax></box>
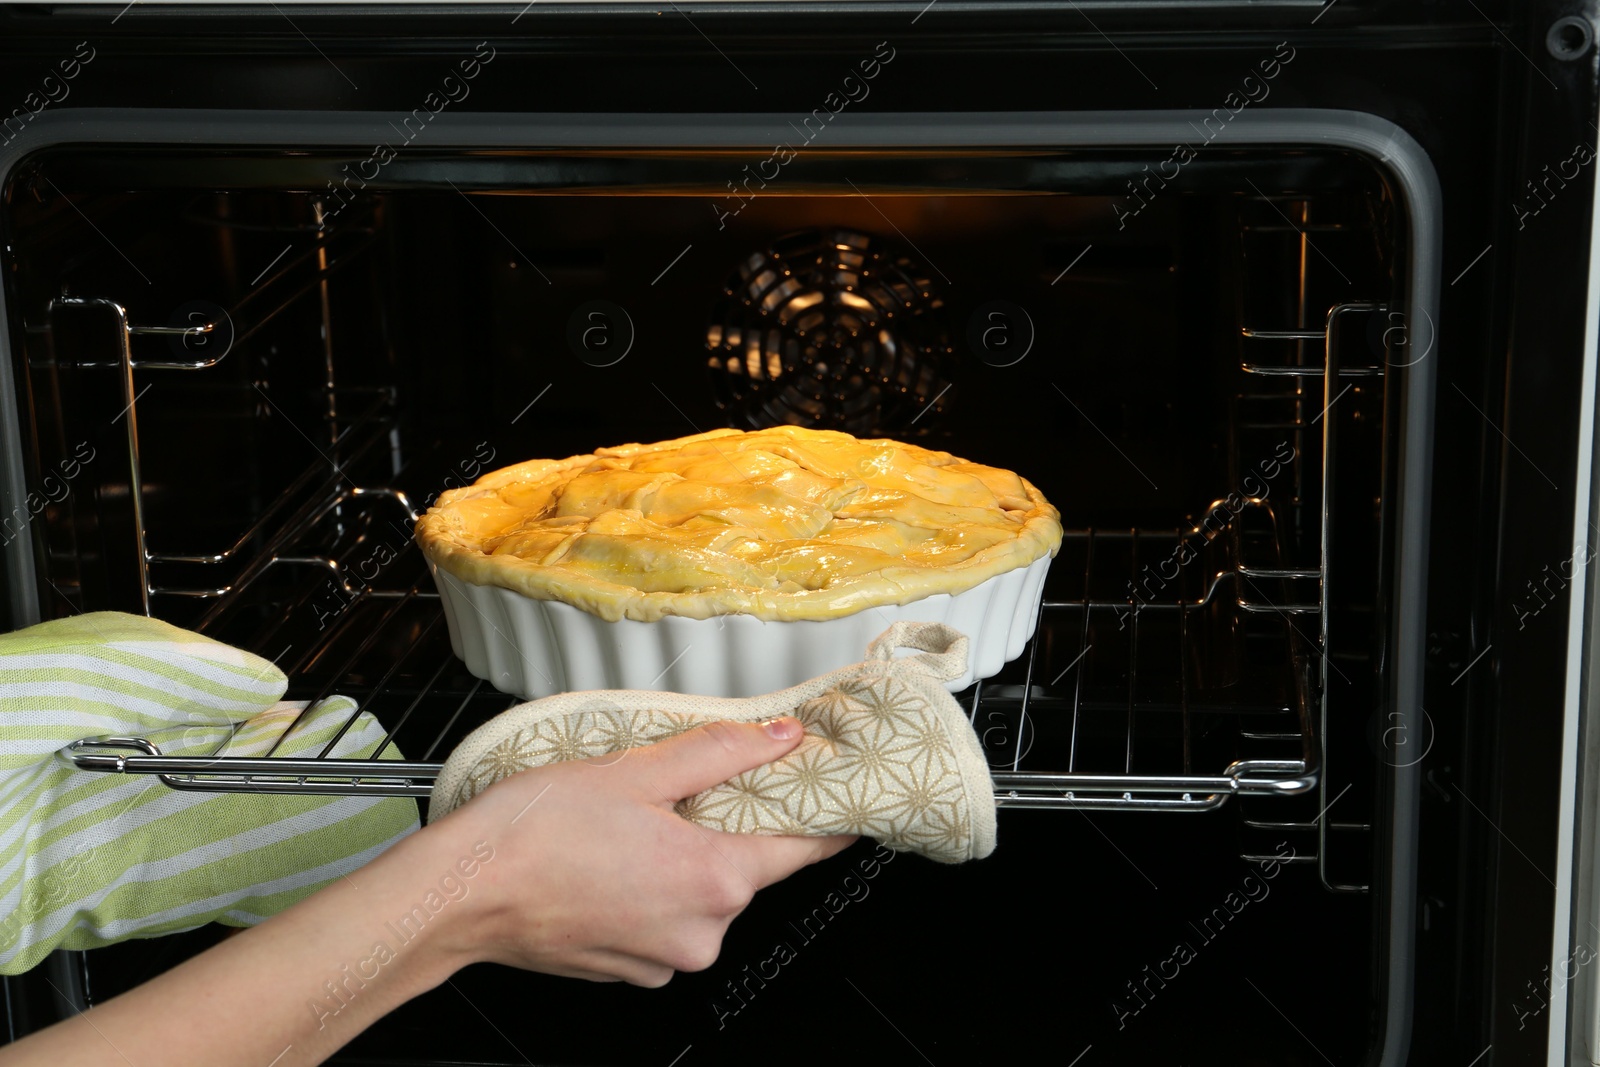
<box><xmin>706</xmin><ymin>228</ymin><xmax>952</xmax><ymax>434</ymax></box>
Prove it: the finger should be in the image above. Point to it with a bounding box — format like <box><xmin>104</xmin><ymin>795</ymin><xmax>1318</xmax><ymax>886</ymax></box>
<box><xmin>636</xmin><ymin>718</ymin><xmax>805</xmax><ymax>802</ymax></box>
<box><xmin>710</xmin><ymin>833</ymin><xmax>860</xmax><ymax>891</ymax></box>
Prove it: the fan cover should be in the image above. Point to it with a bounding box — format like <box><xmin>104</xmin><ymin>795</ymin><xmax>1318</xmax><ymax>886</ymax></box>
<box><xmin>706</xmin><ymin>228</ymin><xmax>952</xmax><ymax>434</ymax></box>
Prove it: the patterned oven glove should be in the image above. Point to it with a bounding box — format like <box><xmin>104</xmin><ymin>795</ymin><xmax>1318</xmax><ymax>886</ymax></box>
<box><xmin>0</xmin><ymin>612</ymin><xmax>419</xmax><ymax>975</ymax></box>
<box><xmin>430</xmin><ymin>622</ymin><xmax>997</xmax><ymax>863</ymax></box>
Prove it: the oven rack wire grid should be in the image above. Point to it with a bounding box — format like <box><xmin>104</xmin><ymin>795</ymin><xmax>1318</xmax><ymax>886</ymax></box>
<box><xmin>43</xmin><ymin>200</ymin><xmax>1380</xmax><ymax>892</ymax></box>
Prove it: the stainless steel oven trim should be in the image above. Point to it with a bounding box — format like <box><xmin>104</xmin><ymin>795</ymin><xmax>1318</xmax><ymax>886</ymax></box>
<box><xmin>0</xmin><ymin>107</ymin><xmax>1441</xmax><ymax>1064</ymax></box>
<box><xmin>1554</xmin><ymin>86</ymin><xmax>1600</xmax><ymax>1067</ymax></box>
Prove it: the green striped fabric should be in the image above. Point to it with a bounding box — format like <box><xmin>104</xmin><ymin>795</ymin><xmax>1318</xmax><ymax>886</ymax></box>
<box><xmin>0</xmin><ymin>612</ymin><xmax>419</xmax><ymax>974</ymax></box>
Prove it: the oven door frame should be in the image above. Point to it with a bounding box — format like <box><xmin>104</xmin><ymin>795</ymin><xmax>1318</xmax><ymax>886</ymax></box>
<box><xmin>0</xmin><ymin>107</ymin><xmax>1441</xmax><ymax>1063</ymax></box>
<box><xmin>1551</xmin><ymin>116</ymin><xmax>1600</xmax><ymax>1066</ymax></box>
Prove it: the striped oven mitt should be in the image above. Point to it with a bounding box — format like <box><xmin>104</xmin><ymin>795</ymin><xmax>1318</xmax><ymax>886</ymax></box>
<box><xmin>431</xmin><ymin>622</ymin><xmax>998</xmax><ymax>863</ymax></box>
<box><xmin>0</xmin><ymin>612</ymin><xmax>419</xmax><ymax>975</ymax></box>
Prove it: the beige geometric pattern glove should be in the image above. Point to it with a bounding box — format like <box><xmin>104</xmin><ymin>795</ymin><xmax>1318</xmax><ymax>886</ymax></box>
<box><xmin>429</xmin><ymin>622</ymin><xmax>997</xmax><ymax>863</ymax></box>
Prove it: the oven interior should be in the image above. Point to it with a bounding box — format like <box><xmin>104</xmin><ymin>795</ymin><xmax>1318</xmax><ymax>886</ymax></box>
<box><xmin>4</xmin><ymin>145</ymin><xmax>1403</xmax><ymax>1062</ymax></box>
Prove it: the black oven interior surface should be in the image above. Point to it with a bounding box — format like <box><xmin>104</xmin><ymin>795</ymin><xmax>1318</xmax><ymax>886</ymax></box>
<box><xmin>1</xmin><ymin>1</ymin><xmax>1594</xmax><ymax>1063</ymax></box>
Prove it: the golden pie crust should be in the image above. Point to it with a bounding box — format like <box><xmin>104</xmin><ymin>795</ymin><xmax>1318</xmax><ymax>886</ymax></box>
<box><xmin>415</xmin><ymin>427</ymin><xmax>1062</xmax><ymax>623</ymax></box>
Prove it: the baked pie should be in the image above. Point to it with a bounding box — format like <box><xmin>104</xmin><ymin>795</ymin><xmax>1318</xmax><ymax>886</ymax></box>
<box><xmin>416</xmin><ymin>426</ymin><xmax>1059</xmax><ymax>698</ymax></box>
<box><xmin>415</xmin><ymin>426</ymin><xmax>1061</xmax><ymax>623</ymax></box>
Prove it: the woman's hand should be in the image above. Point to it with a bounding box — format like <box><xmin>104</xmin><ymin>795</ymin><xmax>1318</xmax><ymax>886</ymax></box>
<box><xmin>422</xmin><ymin>715</ymin><xmax>857</xmax><ymax>986</ymax></box>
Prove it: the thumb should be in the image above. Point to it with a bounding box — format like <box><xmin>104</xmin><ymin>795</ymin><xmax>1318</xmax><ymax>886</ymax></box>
<box><xmin>637</xmin><ymin>717</ymin><xmax>804</xmax><ymax>803</ymax></box>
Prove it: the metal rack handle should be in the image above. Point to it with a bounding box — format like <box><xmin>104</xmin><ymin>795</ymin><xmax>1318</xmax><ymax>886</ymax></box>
<box><xmin>58</xmin><ymin>737</ymin><xmax>441</xmax><ymax>796</ymax></box>
<box><xmin>58</xmin><ymin>735</ymin><xmax>1317</xmax><ymax>808</ymax></box>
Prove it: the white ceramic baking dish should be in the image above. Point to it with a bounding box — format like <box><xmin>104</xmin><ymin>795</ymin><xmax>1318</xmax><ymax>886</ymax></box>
<box><xmin>428</xmin><ymin>553</ymin><xmax>1052</xmax><ymax>699</ymax></box>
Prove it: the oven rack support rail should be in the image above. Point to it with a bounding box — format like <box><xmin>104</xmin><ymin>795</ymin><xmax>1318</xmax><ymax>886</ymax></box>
<box><xmin>1237</xmin><ymin>298</ymin><xmax>1382</xmax><ymax>892</ymax></box>
<box><xmin>42</xmin><ymin>211</ymin><xmax>378</xmax><ymax>618</ymax></box>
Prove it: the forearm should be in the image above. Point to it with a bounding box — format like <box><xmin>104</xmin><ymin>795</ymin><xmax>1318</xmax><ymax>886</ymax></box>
<box><xmin>0</xmin><ymin>824</ymin><xmax>483</xmax><ymax>1067</ymax></box>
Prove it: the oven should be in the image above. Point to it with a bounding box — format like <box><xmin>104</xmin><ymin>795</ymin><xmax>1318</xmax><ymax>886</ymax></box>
<box><xmin>0</xmin><ymin>1</ymin><xmax>1596</xmax><ymax>1063</ymax></box>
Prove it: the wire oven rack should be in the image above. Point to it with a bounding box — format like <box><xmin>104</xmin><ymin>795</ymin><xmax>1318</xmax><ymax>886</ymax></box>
<box><xmin>59</xmin><ymin>517</ymin><xmax>1321</xmax><ymax>811</ymax></box>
